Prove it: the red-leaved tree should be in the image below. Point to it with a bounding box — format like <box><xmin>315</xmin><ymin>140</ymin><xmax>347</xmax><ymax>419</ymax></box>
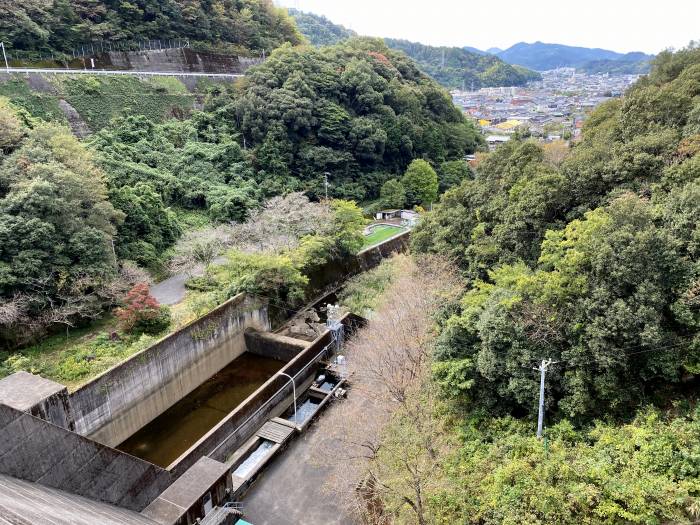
<box><xmin>116</xmin><ymin>283</ymin><xmax>169</xmax><ymax>333</ymax></box>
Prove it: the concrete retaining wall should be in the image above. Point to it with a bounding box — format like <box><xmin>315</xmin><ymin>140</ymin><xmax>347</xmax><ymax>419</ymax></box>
<box><xmin>71</xmin><ymin>48</ymin><xmax>263</xmax><ymax>75</ymax></box>
<box><xmin>168</xmin><ymin>329</ymin><xmax>337</xmax><ymax>477</ymax></box>
<box><xmin>0</xmin><ymin>404</ymin><xmax>171</xmax><ymax>512</ymax></box>
<box><xmin>244</xmin><ymin>329</ymin><xmax>308</xmax><ymax>362</ymax></box>
<box><xmin>70</xmin><ymin>294</ymin><xmax>269</xmax><ymax>448</ymax></box>
<box><xmin>296</xmin><ymin>231</ymin><xmax>411</xmax><ymax>317</ymax></box>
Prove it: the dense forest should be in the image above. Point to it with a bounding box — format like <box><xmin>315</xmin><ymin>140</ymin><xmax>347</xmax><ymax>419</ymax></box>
<box><xmin>0</xmin><ymin>34</ymin><xmax>480</xmax><ymax>347</ymax></box>
<box><xmin>356</xmin><ymin>42</ymin><xmax>700</xmax><ymax>523</ymax></box>
<box><xmin>385</xmin><ymin>38</ymin><xmax>542</xmax><ymax>90</ymax></box>
<box><xmin>288</xmin><ymin>8</ymin><xmax>356</xmax><ymax>47</ymax></box>
<box><xmin>0</xmin><ymin>0</ymin><xmax>302</xmax><ymax>56</ymax></box>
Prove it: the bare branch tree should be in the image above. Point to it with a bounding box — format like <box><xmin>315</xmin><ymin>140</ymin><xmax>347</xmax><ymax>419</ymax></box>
<box><xmin>315</xmin><ymin>254</ymin><xmax>463</xmax><ymax>523</ymax></box>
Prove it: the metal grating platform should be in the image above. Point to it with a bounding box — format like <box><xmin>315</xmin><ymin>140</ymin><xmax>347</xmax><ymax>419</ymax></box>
<box><xmin>256</xmin><ymin>420</ymin><xmax>295</xmax><ymax>444</ymax></box>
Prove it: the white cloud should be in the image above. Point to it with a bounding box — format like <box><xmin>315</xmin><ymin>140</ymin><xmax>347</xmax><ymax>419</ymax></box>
<box><xmin>279</xmin><ymin>0</ymin><xmax>699</xmax><ymax>54</ymax></box>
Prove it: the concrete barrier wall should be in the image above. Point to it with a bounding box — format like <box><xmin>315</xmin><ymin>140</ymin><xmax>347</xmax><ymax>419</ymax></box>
<box><xmin>70</xmin><ymin>294</ymin><xmax>269</xmax><ymax>447</ymax></box>
<box><xmin>306</xmin><ymin>231</ymin><xmax>411</xmax><ymax>304</ymax></box>
<box><xmin>169</xmin><ymin>330</ymin><xmax>336</xmax><ymax>477</ymax></box>
<box><xmin>244</xmin><ymin>329</ymin><xmax>308</xmax><ymax>362</ymax></box>
<box><xmin>357</xmin><ymin>230</ymin><xmax>411</xmax><ymax>270</ymax></box>
<box><xmin>0</xmin><ymin>404</ymin><xmax>171</xmax><ymax>512</ymax></box>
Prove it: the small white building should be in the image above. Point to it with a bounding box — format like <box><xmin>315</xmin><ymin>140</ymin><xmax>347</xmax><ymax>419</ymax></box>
<box><xmin>400</xmin><ymin>210</ymin><xmax>420</xmax><ymax>228</ymax></box>
<box><xmin>375</xmin><ymin>209</ymin><xmax>401</xmax><ymax>221</ymax></box>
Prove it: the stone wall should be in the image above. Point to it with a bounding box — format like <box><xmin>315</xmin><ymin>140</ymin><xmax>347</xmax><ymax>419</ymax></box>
<box><xmin>70</xmin><ymin>293</ymin><xmax>269</xmax><ymax>448</ymax></box>
<box><xmin>0</xmin><ymin>404</ymin><xmax>171</xmax><ymax>512</ymax></box>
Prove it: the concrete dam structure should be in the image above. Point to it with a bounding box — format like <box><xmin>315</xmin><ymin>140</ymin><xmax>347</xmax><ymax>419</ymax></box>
<box><xmin>0</xmin><ymin>233</ymin><xmax>409</xmax><ymax>524</ymax></box>
<box><xmin>0</xmin><ymin>298</ymin><xmax>359</xmax><ymax>523</ymax></box>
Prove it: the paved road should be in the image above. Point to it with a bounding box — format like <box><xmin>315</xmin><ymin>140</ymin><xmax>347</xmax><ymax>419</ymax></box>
<box><xmin>149</xmin><ymin>273</ymin><xmax>191</xmax><ymax>306</ymax></box>
<box><xmin>150</xmin><ymin>256</ymin><xmax>228</xmax><ymax>306</ymax></box>
<box><xmin>2</xmin><ymin>67</ymin><xmax>243</xmax><ymax>78</ymax></box>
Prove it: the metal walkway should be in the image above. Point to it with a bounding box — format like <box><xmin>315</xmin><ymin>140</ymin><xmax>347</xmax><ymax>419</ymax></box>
<box><xmin>256</xmin><ymin>419</ymin><xmax>295</xmax><ymax>444</ymax></box>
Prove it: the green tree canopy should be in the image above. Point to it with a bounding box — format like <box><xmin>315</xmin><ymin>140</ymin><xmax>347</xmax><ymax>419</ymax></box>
<box><xmin>401</xmin><ymin>159</ymin><xmax>439</xmax><ymax>206</ymax></box>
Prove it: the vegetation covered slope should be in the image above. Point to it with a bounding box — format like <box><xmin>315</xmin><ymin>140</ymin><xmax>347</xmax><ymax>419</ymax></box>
<box><xmin>287</xmin><ymin>8</ymin><xmax>356</xmax><ymax>47</ymax></box>
<box><xmin>0</xmin><ymin>37</ymin><xmax>480</xmax><ymax>348</ymax></box>
<box><xmin>414</xmin><ymin>42</ymin><xmax>700</xmax><ymax>421</ymax></box>
<box><xmin>0</xmin><ymin>0</ymin><xmax>302</xmax><ymax>56</ymax></box>
<box><xmin>385</xmin><ymin>38</ymin><xmax>542</xmax><ymax>90</ymax></box>
<box><xmin>339</xmin><ymin>43</ymin><xmax>700</xmax><ymax>525</ymax></box>
<box><xmin>497</xmin><ymin>41</ymin><xmax>654</xmax><ymax>72</ymax></box>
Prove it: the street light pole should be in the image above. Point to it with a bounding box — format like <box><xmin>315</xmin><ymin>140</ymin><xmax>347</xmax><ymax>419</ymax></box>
<box><xmin>1</xmin><ymin>42</ymin><xmax>9</xmax><ymax>72</ymax></box>
<box><xmin>323</xmin><ymin>172</ymin><xmax>330</xmax><ymax>201</ymax></box>
<box><xmin>279</xmin><ymin>372</ymin><xmax>297</xmax><ymax>425</ymax></box>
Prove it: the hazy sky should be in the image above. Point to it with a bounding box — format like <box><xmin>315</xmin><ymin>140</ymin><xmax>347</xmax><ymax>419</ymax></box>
<box><xmin>277</xmin><ymin>0</ymin><xmax>699</xmax><ymax>54</ymax></box>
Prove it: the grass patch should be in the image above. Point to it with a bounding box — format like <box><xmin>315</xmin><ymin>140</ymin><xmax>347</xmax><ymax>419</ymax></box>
<box><xmin>0</xmin><ymin>78</ymin><xmax>65</xmax><ymax>122</ymax></box>
<box><xmin>0</xmin><ymin>316</ymin><xmax>169</xmax><ymax>390</ymax></box>
<box><xmin>58</xmin><ymin>75</ymin><xmax>194</xmax><ymax>130</ymax></box>
<box><xmin>362</xmin><ymin>224</ymin><xmax>406</xmax><ymax>249</ymax></box>
<box><xmin>338</xmin><ymin>255</ymin><xmax>399</xmax><ymax>316</ymax></box>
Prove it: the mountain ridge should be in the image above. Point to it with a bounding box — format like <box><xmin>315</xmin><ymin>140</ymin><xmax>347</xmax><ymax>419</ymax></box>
<box><xmin>494</xmin><ymin>41</ymin><xmax>654</xmax><ymax>71</ymax></box>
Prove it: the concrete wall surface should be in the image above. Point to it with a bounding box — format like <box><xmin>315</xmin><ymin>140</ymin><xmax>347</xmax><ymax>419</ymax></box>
<box><xmin>299</xmin><ymin>231</ymin><xmax>411</xmax><ymax>311</ymax></box>
<box><xmin>0</xmin><ymin>474</ymin><xmax>159</xmax><ymax>525</ymax></box>
<box><xmin>0</xmin><ymin>404</ymin><xmax>171</xmax><ymax>512</ymax></box>
<box><xmin>142</xmin><ymin>457</ymin><xmax>230</xmax><ymax>525</ymax></box>
<box><xmin>357</xmin><ymin>230</ymin><xmax>411</xmax><ymax>271</ymax></box>
<box><xmin>244</xmin><ymin>329</ymin><xmax>308</xmax><ymax>362</ymax></box>
<box><xmin>169</xmin><ymin>330</ymin><xmax>334</xmax><ymax>477</ymax></box>
<box><xmin>70</xmin><ymin>294</ymin><xmax>269</xmax><ymax>447</ymax></box>
<box><xmin>0</xmin><ymin>371</ymin><xmax>75</xmax><ymax>431</ymax></box>
<box><xmin>93</xmin><ymin>48</ymin><xmax>263</xmax><ymax>74</ymax></box>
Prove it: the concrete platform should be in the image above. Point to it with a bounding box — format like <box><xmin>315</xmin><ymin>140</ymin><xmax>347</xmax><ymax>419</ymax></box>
<box><xmin>0</xmin><ymin>371</ymin><xmax>65</xmax><ymax>411</ymax></box>
<box><xmin>0</xmin><ymin>473</ymin><xmax>157</xmax><ymax>525</ymax></box>
<box><xmin>141</xmin><ymin>457</ymin><xmax>229</xmax><ymax>525</ymax></box>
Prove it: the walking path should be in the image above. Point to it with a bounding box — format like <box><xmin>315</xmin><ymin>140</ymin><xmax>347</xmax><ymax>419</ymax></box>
<box><xmin>241</xmin><ymin>400</ymin><xmax>356</xmax><ymax>525</ymax></box>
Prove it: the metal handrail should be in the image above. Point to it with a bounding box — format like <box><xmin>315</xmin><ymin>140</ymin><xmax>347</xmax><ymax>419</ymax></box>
<box><xmin>208</xmin><ymin>339</ymin><xmax>334</xmax><ymax>458</ymax></box>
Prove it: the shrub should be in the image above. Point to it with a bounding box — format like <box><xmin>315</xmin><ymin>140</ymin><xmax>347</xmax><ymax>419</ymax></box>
<box><xmin>116</xmin><ymin>283</ymin><xmax>171</xmax><ymax>334</ymax></box>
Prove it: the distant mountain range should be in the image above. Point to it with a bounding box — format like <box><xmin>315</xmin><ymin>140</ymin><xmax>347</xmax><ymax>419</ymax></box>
<box><xmin>487</xmin><ymin>41</ymin><xmax>654</xmax><ymax>73</ymax></box>
<box><xmin>384</xmin><ymin>39</ymin><xmax>541</xmax><ymax>90</ymax></box>
<box><xmin>287</xmin><ymin>9</ymin><xmax>541</xmax><ymax>90</ymax></box>
<box><xmin>287</xmin><ymin>9</ymin><xmax>650</xmax><ymax>85</ymax></box>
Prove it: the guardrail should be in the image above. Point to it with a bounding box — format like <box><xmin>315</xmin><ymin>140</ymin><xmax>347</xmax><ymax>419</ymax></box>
<box><xmin>1</xmin><ymin>67</ymin><xmax>244</xmax><ymax>78</ymax></box>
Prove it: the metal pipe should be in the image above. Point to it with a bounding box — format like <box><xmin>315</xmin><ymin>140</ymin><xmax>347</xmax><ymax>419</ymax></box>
<box><xmin>278</xmin><ymin>372</ymin><xmax>297</xmax><ymax>425</ymax></box>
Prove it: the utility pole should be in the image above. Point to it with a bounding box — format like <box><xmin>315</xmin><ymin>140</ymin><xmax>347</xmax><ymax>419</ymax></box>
<box><xmin>534</xmin><ymin>359</ymin><xmax>557</xmax><ymax>438</ymax></box>
<box><xmin>323</xmin><ymin>172</ymin><xmax>330</xmax><ymax>201</ymax></box>
<box><xmin>1</xmin><ymin>42</ymin><xmax>9</xmax><ymax>72</ymax></box>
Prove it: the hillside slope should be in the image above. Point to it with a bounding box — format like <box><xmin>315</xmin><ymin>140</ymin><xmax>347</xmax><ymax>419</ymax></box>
<box><xmin>385</xmin><ymin>38</ymin><xmax>541</xmax><ymax>89</ymax></box>
<box><xmin>0</xmin><ymin>0</ymin><xmax>302</xmax><ymax>58</ymax></box>
<box><xmin>288</xmin><ymin>8</ymin><xmax>356</xmax><ymax>46</ymax></box>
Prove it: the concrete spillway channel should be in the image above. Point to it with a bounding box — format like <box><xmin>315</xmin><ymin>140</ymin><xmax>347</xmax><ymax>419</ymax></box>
<box><xmin>0</xmin><ymin>293</ymin><xmax>364</xmax><ymax>525</ymax></box>
<box><xmin>0</xmin><ymin>232</ymin><xmax>408</xmax><ymax>525</ymax></box>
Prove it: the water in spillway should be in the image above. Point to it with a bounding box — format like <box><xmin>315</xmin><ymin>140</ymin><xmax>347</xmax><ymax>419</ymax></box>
<box><xmin>117</xmin><ymin>353</ymin><xmax>284</xmax><ymax>468</ymax></box>
<box><xmin>233</xmin><ymin>440</ymin><xmax>275</xmax><ymax>478</ymax></box>
<box><xmin>286</xmin><ymin>398</ymin><xmax>320</xmax><ymax>425</ymax></box>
